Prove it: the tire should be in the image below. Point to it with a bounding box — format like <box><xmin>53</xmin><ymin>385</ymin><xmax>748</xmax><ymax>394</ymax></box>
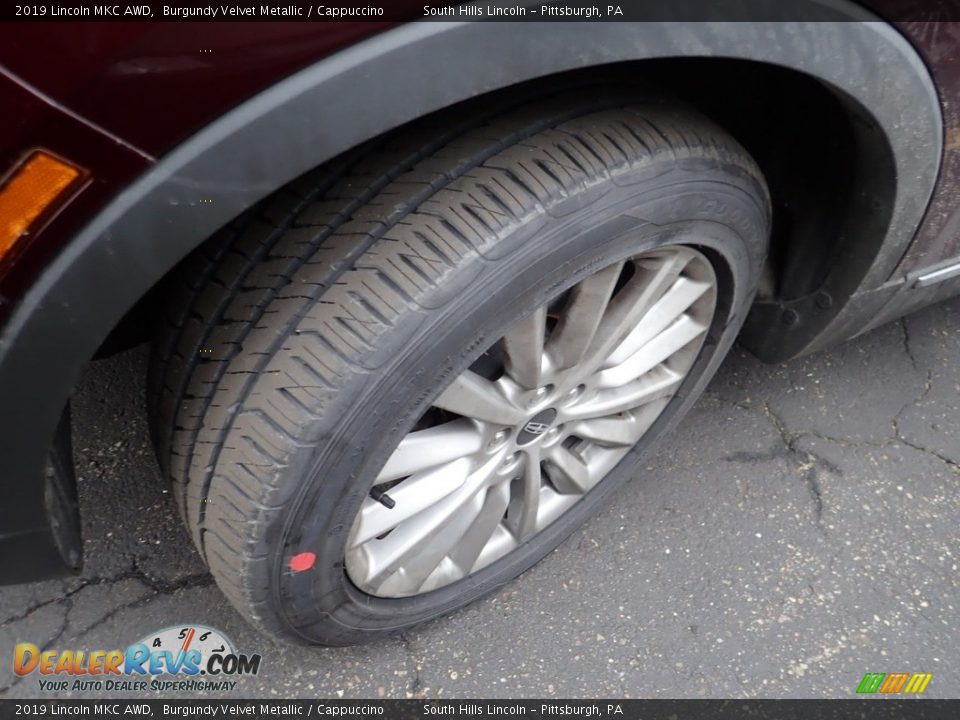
<box><xmin>148</xmin><ymin>93</ymin><xmax>770</xmax><ymax>645</ymax></box>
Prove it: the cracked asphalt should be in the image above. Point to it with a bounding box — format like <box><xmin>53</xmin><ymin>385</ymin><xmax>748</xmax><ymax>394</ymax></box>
<box><xmin>1</xmin><ymin>297</ymin><xmax>958</xmax><ymax>699</ymax></box>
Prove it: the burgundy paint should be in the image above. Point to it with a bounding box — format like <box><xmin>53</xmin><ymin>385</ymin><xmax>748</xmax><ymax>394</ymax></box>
<box><xmin>0</xmin><ymin>70</ymin><xmax>150</xmax><ymax>312</ymax></box>
<box><xmin>1</xmin><ymin>22</ymin><xmax>393</xmax><ymax>157</ymax></box>
<box><xmin>0</xmin><ymin>22</ymin><xmax>391</xmax><ymax>313</ymax></box>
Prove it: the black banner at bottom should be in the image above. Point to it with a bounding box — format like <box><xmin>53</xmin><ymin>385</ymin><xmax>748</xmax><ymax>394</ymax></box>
<box><xmin>0</xmin><ymin>699</ymin><xmax>956</xmax><ymax>720</ymax></box>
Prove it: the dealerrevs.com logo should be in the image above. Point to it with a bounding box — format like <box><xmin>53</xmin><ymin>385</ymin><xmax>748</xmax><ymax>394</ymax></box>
<box><xmin>13</xmin><ymin>624</ymin><xmax>261</xmax><ymax>693</ymax></box>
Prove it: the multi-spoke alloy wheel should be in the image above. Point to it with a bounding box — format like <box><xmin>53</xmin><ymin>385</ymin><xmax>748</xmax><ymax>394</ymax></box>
<box><xmin>346</xmin><ymin>247</ymin><xmax>716</xmax><ymax>597</ymax></box>
<box><xmin>150</xmin><ymin>96</ymin><xmax>769</xmax><ymax>645</ymax></box>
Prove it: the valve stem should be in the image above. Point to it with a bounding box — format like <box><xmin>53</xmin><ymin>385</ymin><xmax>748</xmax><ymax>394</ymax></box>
<box><xmin>369</xmin><ymin>487</ymin><xmax>396</xmax><ymax>509</ymax></box>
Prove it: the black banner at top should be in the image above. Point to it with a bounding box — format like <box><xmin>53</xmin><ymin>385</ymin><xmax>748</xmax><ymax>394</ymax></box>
<box><xmin>4</xmin><ymin>0</ymin><xmax>960</xmax><ymax>23</ymax></box>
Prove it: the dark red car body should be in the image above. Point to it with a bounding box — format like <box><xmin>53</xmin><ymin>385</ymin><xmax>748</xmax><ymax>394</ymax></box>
<box><xmin>2</xmin><ymin>2</ymin><xmax>960</xmax><ymax>584</ymax></box>
<box><xmin>0</xmin><ymin>22</ymin><xmax>388</xmax><ymax>309</ymax></box>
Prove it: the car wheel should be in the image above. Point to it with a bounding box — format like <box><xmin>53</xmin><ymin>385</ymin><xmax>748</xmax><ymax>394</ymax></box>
<box><xmin>149</xmin><ymin>95</ymin><xmax>770</xmax><ymax>645</ymax></box>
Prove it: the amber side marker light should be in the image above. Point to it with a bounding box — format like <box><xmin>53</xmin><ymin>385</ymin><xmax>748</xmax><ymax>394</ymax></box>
<box><xmin>0</xmin><ymin>150</ymin><xmax>85</xmax><ymax>270</ymax></box>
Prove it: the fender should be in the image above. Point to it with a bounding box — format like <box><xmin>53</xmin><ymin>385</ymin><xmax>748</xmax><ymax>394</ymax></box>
<box><xmin>0</xmin><ymin>9</ymin><xmax>941</xmax><ymax>578</ymax></box>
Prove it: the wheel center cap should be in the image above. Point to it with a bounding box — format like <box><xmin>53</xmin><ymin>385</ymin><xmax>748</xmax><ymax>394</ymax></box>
<box><xmin>517</xmin><ymin>408</ymin><xmax>557</xmax><ymax>445</ymax></box>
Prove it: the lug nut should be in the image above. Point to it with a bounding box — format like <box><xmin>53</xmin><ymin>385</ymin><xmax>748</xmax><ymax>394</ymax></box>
<box><xmin>528</xmin><ymin>385</ymin><xmax>553</xmax><ymax>406</ymax></box>
<box><xmin>542</xmin><ymin>425</ymin><xmax>566</xmax><ymax>445</ymax></box>
<box><xmin>487</xmin><ymin>429</ymin><xmax>510</xmax><ymax>451</ymax></box>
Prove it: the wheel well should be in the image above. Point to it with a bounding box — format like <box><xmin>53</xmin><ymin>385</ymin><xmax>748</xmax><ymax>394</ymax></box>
<box><xmin>640</xmin><ymin>58</ymin><xmax>890</xmax><ymax>301</ymax></box>
<box><xmin>99</xmin><ymin>57</ymin><xmax>895</xmax><ymax>361</ymax></box>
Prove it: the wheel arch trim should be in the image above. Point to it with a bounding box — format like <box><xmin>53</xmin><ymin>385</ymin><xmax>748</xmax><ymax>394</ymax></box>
<box><xmin>0</xmin><ymin>12</ymin><xmax>941</xmax><ymax>577</ymax></box>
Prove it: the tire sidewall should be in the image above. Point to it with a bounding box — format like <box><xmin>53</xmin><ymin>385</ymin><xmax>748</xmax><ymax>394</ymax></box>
<box><xmin>268</xmin><ymin>158</ymin><xmax>767</xmax><ymax>645</ymax></box>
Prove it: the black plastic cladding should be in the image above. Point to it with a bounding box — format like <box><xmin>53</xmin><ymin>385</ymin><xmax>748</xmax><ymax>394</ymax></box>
<box><xmin>0</xmin><ymin>11</ymin><xmax>941</xmax><ymax>580</ymax></box>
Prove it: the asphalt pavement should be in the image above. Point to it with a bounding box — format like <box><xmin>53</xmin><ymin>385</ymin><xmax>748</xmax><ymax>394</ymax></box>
<box><xmin>1</xmin><ymin>297</ymin><xmax>958</xmax><ymax>699</ymax></box>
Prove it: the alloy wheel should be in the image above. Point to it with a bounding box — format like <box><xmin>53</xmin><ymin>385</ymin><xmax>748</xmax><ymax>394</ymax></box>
<box><xmin>345</xmin><ymin>245</ymin><xmax>717</xmax><ymax>597</ymax></box>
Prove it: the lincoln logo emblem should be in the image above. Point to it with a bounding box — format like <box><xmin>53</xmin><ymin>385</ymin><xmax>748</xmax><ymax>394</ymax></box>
<box><xmin>523</xmin><ymin>421</ymin><xmax>550</xmax><ymax>435</ymax></box>
<box><xmin>518</xmin><ymin>408</ymin><xmax>557</xmax><ymax>445</ymax></box>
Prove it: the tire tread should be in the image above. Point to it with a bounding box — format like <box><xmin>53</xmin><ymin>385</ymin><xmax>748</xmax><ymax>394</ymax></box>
<box><xmin>148</xmin><ymin>95</ymin><xmax>767</xmax><ymax>639</ymax></box>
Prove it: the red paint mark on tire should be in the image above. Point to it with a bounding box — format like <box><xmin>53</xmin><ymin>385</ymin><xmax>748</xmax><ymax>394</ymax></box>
<box><xmin>290</xmin><ymin>552</ymin><xmax>316</xmax><ymax>572</ymax></box>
